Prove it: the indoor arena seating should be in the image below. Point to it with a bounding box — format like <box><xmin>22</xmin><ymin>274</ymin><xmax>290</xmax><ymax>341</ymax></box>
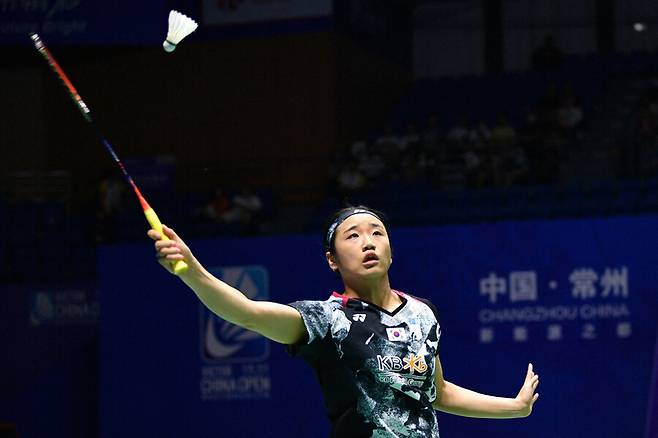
<box><xmin>2</xmin><ymin>53</ymin><xmax>658</xmax><ymax>284</ymax></box>
<box><xmin>388</xmin><ymin>51</ymin><xmax>658</xmax><ymax>131</ymax></box>
<box><xmin>316</xmin><ymin>52</ymin><xmax>658</xmax><ymax>230</ymax></box>
<box><xmin>307</xmin><ymin>177</ymin><xmax>658</xmax><ymax>232</ymax></box>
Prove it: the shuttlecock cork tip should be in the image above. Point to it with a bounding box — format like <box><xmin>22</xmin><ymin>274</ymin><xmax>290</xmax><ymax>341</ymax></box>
<box><xmin>163</xmin><ymin>40</ymin><xmax>177</xmax><ymax>52</ymax></box>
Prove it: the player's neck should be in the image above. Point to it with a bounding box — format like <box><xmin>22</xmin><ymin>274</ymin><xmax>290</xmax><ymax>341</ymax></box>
<box><xmin>343</xmin><ymin>276</ymin><xmax>400</xmax><ymax>312</ymax></box>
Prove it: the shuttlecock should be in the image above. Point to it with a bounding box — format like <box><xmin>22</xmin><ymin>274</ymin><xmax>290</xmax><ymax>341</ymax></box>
<box><xmin>163</xmin><ymin>10</ymin><xmax>198</xmax><ymax>53</ymax></box>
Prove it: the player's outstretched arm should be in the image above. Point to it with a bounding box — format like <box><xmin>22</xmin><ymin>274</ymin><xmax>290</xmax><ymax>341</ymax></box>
<box><xmin>432</xmin><ymin>357</ymin><xmax>539</xmax><ymax>419</ymax></box>
<box><xmin>148</xmin><ymin>225</ymin><xmax>306</xmax><ymax>345</ymax></box>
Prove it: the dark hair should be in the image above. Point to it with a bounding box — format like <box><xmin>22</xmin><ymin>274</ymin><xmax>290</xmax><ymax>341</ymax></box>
<box><xmin>323</xmin><ymin>205</ymin><xmax>389</xmax><ymax>255</ymax></box>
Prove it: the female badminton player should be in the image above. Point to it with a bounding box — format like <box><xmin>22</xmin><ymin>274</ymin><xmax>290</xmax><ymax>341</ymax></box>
<box><xmin>149</xmin><ymin>205</ymin><xmax>539</xmax><ymax>437</ymax></box>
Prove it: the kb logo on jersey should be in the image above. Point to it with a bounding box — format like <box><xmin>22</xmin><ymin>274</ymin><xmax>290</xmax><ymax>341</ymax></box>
<box><xmin>377</xmin><ymin>353</ymin><xmax>428</xmax><ymax>374</ymax></box>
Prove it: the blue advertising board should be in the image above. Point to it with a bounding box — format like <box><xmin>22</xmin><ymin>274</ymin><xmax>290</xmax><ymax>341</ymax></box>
<box><xmin>0</xmin><ymin>0</ymin><xmax>168</xmax><ymax>45</ymax></box>
<box><xmin>99</xmin><ymin>215</ymin><xmax>658</xmax><ymax>437</ymax></box>
<box><xmin>0</xmin><ymin>283</ymin><xmax>99</xmax><ymax>438</ymax></box>
<box><xmin>648</xmin><ymin>338</ymin><xmax>658</xmax><ymax>438</ymax></box>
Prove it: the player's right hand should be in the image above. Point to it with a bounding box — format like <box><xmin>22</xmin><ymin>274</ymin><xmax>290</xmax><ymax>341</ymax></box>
<box><xmin>148</xmin><ymin>225</ymin><xmax>193</xmax><ymax>275</ymax></box>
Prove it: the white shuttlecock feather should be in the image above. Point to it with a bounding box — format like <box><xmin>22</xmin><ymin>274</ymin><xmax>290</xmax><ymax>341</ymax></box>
<box><xmin>163</xmin><ymin>10</ymin><xmax>198</xmax><ymax>53</ymax></box>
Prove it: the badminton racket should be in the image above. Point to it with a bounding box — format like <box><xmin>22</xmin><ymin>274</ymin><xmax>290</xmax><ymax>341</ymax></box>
<box><xmin>30</xmin><ymin>33</ymin><xmax>188</xmax><ymax>274</ymax></box>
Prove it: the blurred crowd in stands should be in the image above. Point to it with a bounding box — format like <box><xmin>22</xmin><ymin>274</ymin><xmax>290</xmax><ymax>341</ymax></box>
<box><xmin>200</xmin><ymin>187</ymin><xmax>263</xmax><ymax>227</ymax></box>
<box><xmin>2</xmin><ymin>49</ymin><xmax>658</xmax><ymax>283</ymax></box>
<box><xmin>95</xmin><ymin>178</ymin><xmax>266</xmax><ymax>244</ymax></box>
<box><xmin>332</xmin><ymin>82</ymin><xmax>586</xmax><ymax>196</ymax></box>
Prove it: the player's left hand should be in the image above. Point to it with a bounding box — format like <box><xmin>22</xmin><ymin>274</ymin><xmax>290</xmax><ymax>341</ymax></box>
<box><xmin>515</xmin><ymin>363</ymin><xmax>540</xmax><ymax>417</ymax></box>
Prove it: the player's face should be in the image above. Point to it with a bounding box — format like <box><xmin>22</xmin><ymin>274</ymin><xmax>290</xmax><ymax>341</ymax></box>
<box><xmin>328</xmin><ymin>214</ymin><xmax>392</xmax><ymax>278</ymax></box>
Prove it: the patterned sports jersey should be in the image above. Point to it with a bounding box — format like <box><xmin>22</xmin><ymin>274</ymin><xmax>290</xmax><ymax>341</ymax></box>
<box><xmin>288</xmin><ymin>290</ymin><xmax>441</xmax><ymax>438</ymax></box>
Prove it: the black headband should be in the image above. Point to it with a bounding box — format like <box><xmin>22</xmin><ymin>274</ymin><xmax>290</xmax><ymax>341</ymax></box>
<box><xmin>325</xmin><ymin>208</ymin><xmax>382</xmax><ymax>249</ymax></box>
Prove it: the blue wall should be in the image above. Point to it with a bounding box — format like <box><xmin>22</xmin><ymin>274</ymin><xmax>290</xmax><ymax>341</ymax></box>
<box><xmin>0</xmin><ymin>283</ymin><xmax>98</xmax><ymax>437</ymax></box>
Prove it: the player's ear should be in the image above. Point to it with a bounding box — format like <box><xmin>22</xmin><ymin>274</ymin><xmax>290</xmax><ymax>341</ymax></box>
<box><xmin>389</xmin><ymin>244</ymin><xmax>393</xmax><ymax>265</ymax></box>
<box><xmin>326</xmin><ymin>251</ymin><xmax>339</xmax><ymax>272</ymax></box>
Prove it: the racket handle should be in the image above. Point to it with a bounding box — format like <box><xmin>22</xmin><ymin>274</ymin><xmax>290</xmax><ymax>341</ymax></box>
<box><xmin>143</xmin><ymin>208</ymin><xmax>189</xmax><ymax>275</ymax></box>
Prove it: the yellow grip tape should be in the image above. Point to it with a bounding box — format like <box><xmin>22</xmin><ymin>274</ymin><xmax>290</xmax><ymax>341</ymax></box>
<box><xmin>144</xmin><ymin>208</ymin><xmax>189</xmax><ymax>274</ymax></box>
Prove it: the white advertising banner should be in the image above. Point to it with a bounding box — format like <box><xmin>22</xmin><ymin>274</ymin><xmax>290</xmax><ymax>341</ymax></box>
<box><xmin>202</xmin><ymin>0</ymin><xmax>332</xmax><ymax>26</ymax></box>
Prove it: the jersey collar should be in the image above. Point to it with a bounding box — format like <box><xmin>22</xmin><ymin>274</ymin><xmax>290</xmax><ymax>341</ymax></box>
<box><xmin>331</xmin><ymin>290</ymin><xmax>408</xmax><ymax>316</ymax></box>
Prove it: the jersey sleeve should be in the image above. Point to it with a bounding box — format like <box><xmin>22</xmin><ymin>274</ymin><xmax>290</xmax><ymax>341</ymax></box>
<box><xmin>415</xmin><ymin>296</ymin><xmax>440</xmax><ymax>324</ymax></box>
<box><xmin>286</xmin><ymin>299</ymin><xmax>337</xmax><ymax>358</ymax></box>
<box><xmin>415</xmin><ymin>296</ymin><xmax>442</xmax><ymax>355</ymax></box>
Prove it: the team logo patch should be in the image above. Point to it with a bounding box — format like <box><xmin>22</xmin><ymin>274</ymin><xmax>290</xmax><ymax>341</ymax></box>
<box><xmin>386</xmin><ymin>327</ymin><xmax>408</xmax><ymax>341</ymax></box>
<box><xmin>353</xmin><ymin>313</ymin><xmax>366</xmax><ymax>322</ymax></box>
<box><xmin>403</xmin><ymin>353</ymin><xmax>428</xmax><ymax>374</ymax></box>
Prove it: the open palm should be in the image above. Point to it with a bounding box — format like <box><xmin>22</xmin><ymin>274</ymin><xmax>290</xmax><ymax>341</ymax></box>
<box><xmin>516</xmin><ymin>363</ymin><xmax>540</xmax><ymax>417</ymax></box>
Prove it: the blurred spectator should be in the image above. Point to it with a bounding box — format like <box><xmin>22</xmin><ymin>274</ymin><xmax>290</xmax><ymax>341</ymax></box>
<box><xmin>462</xmin><ymin>144</ymin><xmax>486</xmax><ymax>188</ymax></box>
<box><xmin>433</xmin><ymin>116</ymin><xmax>484</xmax><ymax>186</ymax></box>
<box><xmin>467</xmin><ymin>120</ymin><xmax>492</xmax><ymax>145</ymax></box>
<box><xmin>490</xmin><ymin>114</ymin><xmax>517</xmax><ymax>148</ymax></box>
<box><xmin>337</xmin><ymin>163</ymin><xmax>367</xmax><ymax>194</ymax></box>
<box><xmin>357</xmin><ymin>144</ymin><xmax>387</xmax><ymax>182</ymax></box>
<box><xmin>498</xmin><ymin>144</ymin><xmax>529</xmax><ymax>187</ymax></box>
<box><xmin>556</xmin><ymin>85</ymin><xmax>585</xmax><ymax>131</ymax></box>
<box><xmin>96</xmin><ymin>173</ymin><xmax>124</xmax><ymax>243</ymax></box>
<box><xmin>350</xmin><ymin>140</ymin><xmax>368</xmax><ymax>159</ymax></box>
<box><xmin>531</xmin><ymin>34</ymin><xmax>563</xmax><ymax>72</ymax></box>
<box><xmin>415</xmin><ymin>151</ymin><xmax>436</xmax><ymax>180</ymax></box>
<box><xmin>446</xmin><ymin>117</ymin><xmax>470</xmax><ymax>143</ymax></box>
<box><xmin>374</xmin><ymin>127</ymin><xmax>402</xmax><ymax>159</ymax></box>
<box><xmin>399</xmin><ymin>123</ymin><xmax>421</xmax><ymax>152</ymax></box>
<box><xmin>557</xmin><ymin>97</ymin><xmax>584</xmax><ymax>130</ymax></box>
<box><xmin>446</xmin><ymin>117</ymin><xmax>489</xmax><ymax>145</ymax></box>
<box><xmin>98</xmin><ymin>175</ymin><xmax>123</xmax><ymax>217</ymax></box>
<box><xmin>203</xmin><ymin>187</ymin><xmax>231</xmax><ymax>222</ymax></box>
<box><xmin>222</xmin><ymin>187</ymin><xmax>263</xmax><ymax>227</ymax></box>
<box><xmin>521</xmin><ymin>105</ymin><xmax>543</xmax><ymax>144</ymax></box>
